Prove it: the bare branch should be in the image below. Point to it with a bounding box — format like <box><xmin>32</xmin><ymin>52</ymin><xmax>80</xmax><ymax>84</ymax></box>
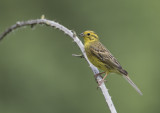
<box><xmin>72</xmin><ymin>54</ymin><xmax>84</xmax><ymax>58</ymax></box>
<box><xmin>0</xmin><ymin>18</ymin><xmax>117</xmax><ymax>113</ymax></box>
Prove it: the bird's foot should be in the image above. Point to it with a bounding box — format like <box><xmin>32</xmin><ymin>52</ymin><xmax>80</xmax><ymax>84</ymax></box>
<box><xmin>97</xmin><ymin>72</ymin><xmax>108</xmax><ymax>89</ymax></box>
<box><xmin>98</xmin><ymin>79</ymin><xmax>107</xmax><ymax>86</ymax></box>
<box><xmin>94</xmin><ymin>72</ymin><xmax>105</xmax><ymax>79</ymax></box>
<box><xmin>97</xmin><ymin>79</ymin><xmax>107</xmax><ymax>89</ymax></box>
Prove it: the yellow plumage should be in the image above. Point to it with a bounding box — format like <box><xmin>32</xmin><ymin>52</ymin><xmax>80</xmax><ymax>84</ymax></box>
<box><xmin>80</xmin><ymin>30</ymin><xmax>142</xmax><ymax>95</ymax></box>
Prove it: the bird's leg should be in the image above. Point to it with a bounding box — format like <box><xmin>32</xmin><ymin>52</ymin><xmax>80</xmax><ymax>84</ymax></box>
<box><xmin>94</xmin><ymin>72</ymin><xmax>106</xmax><ymax>87</ymax></box>
<box><xmin>94</xmin><ymin>72</ymin><xmax>105</xmax><ymax>79</ymax></box>
<box><xmin>98</xmin><ymin>72</ymin><xmax>108</xmax><ymax>86</ymax></box>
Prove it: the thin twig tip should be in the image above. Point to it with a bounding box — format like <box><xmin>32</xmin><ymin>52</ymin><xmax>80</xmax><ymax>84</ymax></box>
<box><xmin>41</xmin><ymin>15</ymin><xmax>45</xmax><ymax>19</ymax></box>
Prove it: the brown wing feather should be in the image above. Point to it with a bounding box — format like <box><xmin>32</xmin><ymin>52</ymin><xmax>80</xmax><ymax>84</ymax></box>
<box><xmin>89</xmin><ymin>41</ymin><xmax>127</xmax><ymax>75</ymax></box>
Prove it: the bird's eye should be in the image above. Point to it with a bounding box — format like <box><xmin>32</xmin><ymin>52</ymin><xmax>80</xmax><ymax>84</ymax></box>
<box><xmin>87</xmin><ymin>33</ymin><xmax>90</xmax><ymax>36</ymax></box>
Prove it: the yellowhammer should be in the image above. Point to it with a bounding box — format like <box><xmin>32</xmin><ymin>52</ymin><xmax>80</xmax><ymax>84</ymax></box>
<box><xmin>80</xmin><ymin>30</ymin><xmax>142</xmax><ymax>95</ymax></box>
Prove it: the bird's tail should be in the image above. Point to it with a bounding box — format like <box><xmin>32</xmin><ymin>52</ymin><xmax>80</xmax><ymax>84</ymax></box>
<box><xmin>122</xmin><ymin>75</ymin><xmax>143</xmax><ymax>95</ymax></box>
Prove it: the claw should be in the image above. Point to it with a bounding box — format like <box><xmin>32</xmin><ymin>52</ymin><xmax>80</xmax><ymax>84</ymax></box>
<box><xmin>98</xmin><ymin>79</ymin><xmax>107</xmax><ymax>86</ymax></box>
<box><xmin>96</xmin><ymin>72</ymin><xmax>108</xmax><ymax>88</ymax></box>
<box><xmin>96</xmin><ymin>80</ymin><xmax>106</xmax><ymax>89</ymax></box>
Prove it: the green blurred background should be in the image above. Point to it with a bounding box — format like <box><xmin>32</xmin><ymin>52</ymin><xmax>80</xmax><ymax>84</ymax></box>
<box><xmin>0</xmin><ymin>0</ymin><xmax>160</xmax><ymax>113</ymax></box>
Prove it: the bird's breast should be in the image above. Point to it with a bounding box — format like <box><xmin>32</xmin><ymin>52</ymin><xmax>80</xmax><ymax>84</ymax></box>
<box><xmin>85</xmin><ymin>44</ymin><xmax>108</xmax><ymax>72</ymax></box>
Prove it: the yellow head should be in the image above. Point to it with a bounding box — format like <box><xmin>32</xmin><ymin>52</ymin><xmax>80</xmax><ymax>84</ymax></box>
<box><xmin>80</xmin><ymin>30</ymin><xmax>99</xmax><ymax>43</ymax></box>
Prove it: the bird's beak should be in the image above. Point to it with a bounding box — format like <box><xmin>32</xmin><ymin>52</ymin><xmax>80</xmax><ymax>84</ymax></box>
<box><xmin>79</xmin><ymin>32</ymin><xmax>84</xmax><ymax>37</ymax></box>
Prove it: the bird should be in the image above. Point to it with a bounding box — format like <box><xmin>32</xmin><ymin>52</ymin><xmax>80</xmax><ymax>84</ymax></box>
<box><xmin>80</xmin><ymin>30</ymin><xmax>142</xmax><ymax>95</ymax></box>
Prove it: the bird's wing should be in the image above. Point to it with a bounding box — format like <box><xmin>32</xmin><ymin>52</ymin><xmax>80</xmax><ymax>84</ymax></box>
<box><xmin>89</xmin><ymin>42</ymin><xmax>122</xmax><ymax>70</ymax></box>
